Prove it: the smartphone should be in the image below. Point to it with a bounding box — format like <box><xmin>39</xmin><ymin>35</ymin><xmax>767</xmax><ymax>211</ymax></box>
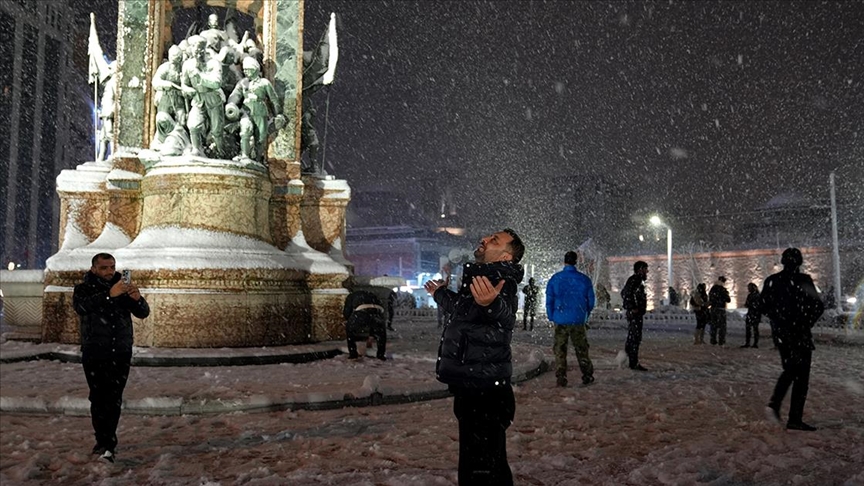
<box><xmin>122</xmin><ymin>270</ymin><xmax>131</xmax><ymax>284</ymax></box>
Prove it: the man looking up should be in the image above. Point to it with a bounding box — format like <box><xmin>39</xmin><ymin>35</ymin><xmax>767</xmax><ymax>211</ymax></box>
<box><xmin>424</xmin><ymin>229</ymin><xmax>525</xmax><ymax>486</ymax></box>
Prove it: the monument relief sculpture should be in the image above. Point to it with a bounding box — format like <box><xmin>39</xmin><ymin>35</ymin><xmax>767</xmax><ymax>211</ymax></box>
<box><xmin>146</xmin><ymin>14</ymin><xmax>275</xmax><ymax>163</ymax></box>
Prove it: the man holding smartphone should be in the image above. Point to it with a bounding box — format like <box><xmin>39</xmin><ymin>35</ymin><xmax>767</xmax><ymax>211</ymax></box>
<box><xmin>73</xmin><ymin>253</ymin><xmax>149</xmax><ymax>463</ymax></box>
<box><xmin>425</xmin><ymin>229</ymin><xmax>525</xmax><ymax>485</ymax></box>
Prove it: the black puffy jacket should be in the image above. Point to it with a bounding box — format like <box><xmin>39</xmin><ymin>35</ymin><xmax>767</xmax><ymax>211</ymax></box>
<box><xmin>760</xmin><ymin>269</ymin><xmax>824</xmax><ymax>350</ymax></box>
<box><xmin>434</xmin><ymin>261</ymin><xmax>523</xmax><ymax>388</ymax></box>
<box><xmin>73</xmin><ymin>271</ymin><xmax>150</xmax><ymax>357</ymax></box>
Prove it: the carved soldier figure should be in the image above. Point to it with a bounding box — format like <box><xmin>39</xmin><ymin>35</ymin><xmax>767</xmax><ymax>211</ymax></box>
<box><xmin>153</xmin><ymin>46</ymin><xmax>186</xmax><ymax>124</ymax></box>
<box><xmin>181</xmin><ymin>35</ymin><xmax>226</xmax><ymax>157</ymax></box>
<box><xmin>226</xmin><ymin>57</ymin><xmax>283</xmax><ymax>162</ymax></box>
<box><xmin>96</xmin><ymin>61</ymin><xmax>117</xmax><ymax>162</ymax></box>
<box><xmin>151</xmin><ymin>46</ymin><xmax>186</xmax><ymax>151</ymax></box>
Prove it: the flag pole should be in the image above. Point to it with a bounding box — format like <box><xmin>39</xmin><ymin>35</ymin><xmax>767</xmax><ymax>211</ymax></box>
<box><xmin>93</xmin><ymin>79</ymin><xmax>98</xmax><ymax>161</ymax></box>
<box><xmin>89</xmin><ymin>12</ymin><xmax>98</xmax><ymax>161</ymax></box>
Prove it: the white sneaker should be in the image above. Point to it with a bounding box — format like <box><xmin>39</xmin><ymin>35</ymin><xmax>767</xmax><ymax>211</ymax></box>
<box><xmin>100</xmin><ymin>450</ymin><xmax>115</xmax><ymax>463</ymax></box>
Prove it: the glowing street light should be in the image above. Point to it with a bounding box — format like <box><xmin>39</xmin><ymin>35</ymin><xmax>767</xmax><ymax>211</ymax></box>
<box><xmin>650</xmin><ymin>216</ymin><xmax>673</xmax><ymax>302</ymax></box>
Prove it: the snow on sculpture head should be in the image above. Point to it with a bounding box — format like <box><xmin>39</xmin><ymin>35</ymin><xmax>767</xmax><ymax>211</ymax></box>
<box><xmin>168</xmin><ymin>45</ymin><xmax>181</xmax><ymax>62</ymax></box>
<box><xmin>242</xmin><ymin>56</ymin><xmax>260</xmax><ymax>72</ymax></box>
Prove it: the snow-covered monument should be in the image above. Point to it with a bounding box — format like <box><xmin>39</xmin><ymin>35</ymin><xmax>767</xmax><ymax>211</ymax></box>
<box><xmin>41</xmin><ymin>0</ymin><xmax>352</xmax><ymax>347</ymax></box>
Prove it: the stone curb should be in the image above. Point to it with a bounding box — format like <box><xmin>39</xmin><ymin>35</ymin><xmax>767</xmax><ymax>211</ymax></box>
<box><xmin>0</xmin><ymin>348</ymin><xmax>342</xmax><ymax>366</ymax></box>
<box><xmin>0</xmin><ymin>353</ymin><xmax>550</xmax><ymax>416</ymax></box>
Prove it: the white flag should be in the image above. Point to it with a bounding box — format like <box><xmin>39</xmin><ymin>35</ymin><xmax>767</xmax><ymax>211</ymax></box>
<box><xmin>87</xmin><ymin>13</ymin><xmax>109</xmax><ymax>84</ymax></box>
<box><xmin>322</xmin><ymin>13</ymin><xmax>339</xmax><ymax>85</ymax></box>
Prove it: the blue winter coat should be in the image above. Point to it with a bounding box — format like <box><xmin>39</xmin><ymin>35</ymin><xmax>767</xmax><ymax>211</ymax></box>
<box><xmin>545</xmin><ymin>265</ymin><xmax>596</xmax><ymax>325</ymax></box>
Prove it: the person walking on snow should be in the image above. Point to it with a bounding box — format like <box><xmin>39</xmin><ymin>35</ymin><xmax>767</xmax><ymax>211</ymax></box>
<box><xmin>761</xmin><ymin>248</ymin><xmax>824</xmax><ymax>431</ymax></box>
<box><xmin>546</xmin><ymin>251</ymin><xmax>596</xmax><ymax>387</ymax></box>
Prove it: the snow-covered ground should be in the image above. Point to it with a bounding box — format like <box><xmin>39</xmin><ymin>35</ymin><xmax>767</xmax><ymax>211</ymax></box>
<box><xmin>1</xmin><ymin>317</ymin><xmax>862</xmax><ymax>485</ymax></box>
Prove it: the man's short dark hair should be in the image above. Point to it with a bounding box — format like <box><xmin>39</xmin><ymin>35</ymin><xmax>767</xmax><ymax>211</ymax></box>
<box><xmin>634</xmin><ymin>260</ymin><xmax>648</xmax><ymax>272</ymax></box>
<box><xmin>564</xmin><ymin>251</ymin><xmax>578</xmax><ymax>265</ymax></box>
<box><xmin>781</xmin><ymin>247</ymin><xmax>803</xmax><ymax>269</ymax></box>
<box><xmin>92</xmin><ymin>253</ymin><xmax>115</xmax><ymax>266</ymax></box>
<box><xmin>502</xmin><ymin>228</ymin><xmax>525</xmax><ymax>264</ymax></box>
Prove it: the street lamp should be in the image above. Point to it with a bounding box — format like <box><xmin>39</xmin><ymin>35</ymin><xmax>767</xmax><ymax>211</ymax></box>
<box><xmin>650</xmin><ymin>215</ymin><xmax>673</xmax><ymax>302</ymax></box>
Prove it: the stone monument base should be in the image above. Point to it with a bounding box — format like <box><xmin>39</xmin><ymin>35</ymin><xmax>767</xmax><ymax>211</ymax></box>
<box><xmin>42</xmin><ymin>154</ymin><xmax>351</xmax><ymax>348</ymax></box>
<box><xmin>42</xmin><ymin>232</ymin><xmax>349</xmax><ymax>347</ymax></box>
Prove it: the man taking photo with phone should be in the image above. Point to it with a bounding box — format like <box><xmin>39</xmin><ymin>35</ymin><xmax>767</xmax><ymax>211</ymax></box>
<box><xmin>73</xmin><ymin>253</ymin><xmax>149</xmax><ymax>463</ymax></box>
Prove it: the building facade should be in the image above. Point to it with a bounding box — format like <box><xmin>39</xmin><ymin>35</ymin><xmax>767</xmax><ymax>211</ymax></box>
<box><xmin>1</xmin><ymin>0</ymin><xmax>80</xmax><ymax>269</ymax></box>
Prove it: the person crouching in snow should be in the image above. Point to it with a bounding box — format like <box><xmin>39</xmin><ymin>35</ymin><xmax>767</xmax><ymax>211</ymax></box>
<box><xmin>343</xmin><ymin>288</ymin><xmax>388</xmax><ymax>360</ymax></box>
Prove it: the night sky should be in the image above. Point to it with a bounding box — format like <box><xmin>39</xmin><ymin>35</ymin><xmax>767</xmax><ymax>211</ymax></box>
<box><xmin>77</xmin><ymin>0</ymin><xmax>864</xmax><ymax>253</ymax></box>
<box><xmin>302</xmin><ymin>0</ymin><xmax>863</xmax><ymax>250</ymax></box>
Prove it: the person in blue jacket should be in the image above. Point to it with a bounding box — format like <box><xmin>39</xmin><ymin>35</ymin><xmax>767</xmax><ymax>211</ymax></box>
<box><xmin>546</xmin><ymin>251</ymin><xmax>596</xmax><ymax>387</ymax></box>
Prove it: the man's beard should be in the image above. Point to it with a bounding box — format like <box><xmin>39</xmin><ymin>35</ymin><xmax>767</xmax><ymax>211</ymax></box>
<box><xmin>473</xmin><ymin>246</ymin><xmax>485</xmax><ymax>263</ymax></box>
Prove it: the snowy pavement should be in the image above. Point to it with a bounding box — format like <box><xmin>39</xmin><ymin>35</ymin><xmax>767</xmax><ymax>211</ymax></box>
<box><xmin>1</xmin><ymin>317</ymin><xmax>863</xmax><ymax>485</ymax></box>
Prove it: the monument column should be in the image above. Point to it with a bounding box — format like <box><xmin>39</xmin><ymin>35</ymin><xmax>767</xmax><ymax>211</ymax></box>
<box><xmin>114</xmin><ymin>0</ymin><xmax>164</xmax><ymax>153</ymax></box>
<box><xmin>264</xmin><ymin>0</ymin><xmax>306</xmax><ymax>246</ymax></box>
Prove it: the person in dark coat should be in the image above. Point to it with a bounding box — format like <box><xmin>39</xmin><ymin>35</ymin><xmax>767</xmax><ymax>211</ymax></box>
<box><xmin>521</xmin><ymin>277</ymin><xmax>539</xmax><ymax>330</ymax></box>
<box><xmin>708</xmin><ymin>276</ymin><xmax>731</xmax><ymax>345</ymax></box>
<box><xmin>424</xmin><ymin>228</ymin><xmax>525</xmax><ymax>486</ymax></box>
<box><xmin>621</xmin><ymin>261</ymin><xmax>649</xmax><ymax>370</ymax></box>
<box><xmin>690</xmin><ymin>283</ymin><xmax>710</xmax><ymax>344</ymax></box>
<box><xmin>73</xmin><ymin>253</ymin><xmax>149</xmax><ymax>463</ymax></box>
<box><xmin>668</xmin><ymin>287</ymin><xmax>679</xmax><ymax>306</ymax></box>
<box><xmin>742</xmin><ymin>282</ymin><xmax>762</xmax><ymax>348</ymax></box>
<box><xmin>761</xmin><ymin>248</ymin><xmax>824</xmax><ymax>431</ymax></box>
<box><xmin>342</xmin><ymin>289</ymin><xmax>387</xmax><ymax>360</ymax></box>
